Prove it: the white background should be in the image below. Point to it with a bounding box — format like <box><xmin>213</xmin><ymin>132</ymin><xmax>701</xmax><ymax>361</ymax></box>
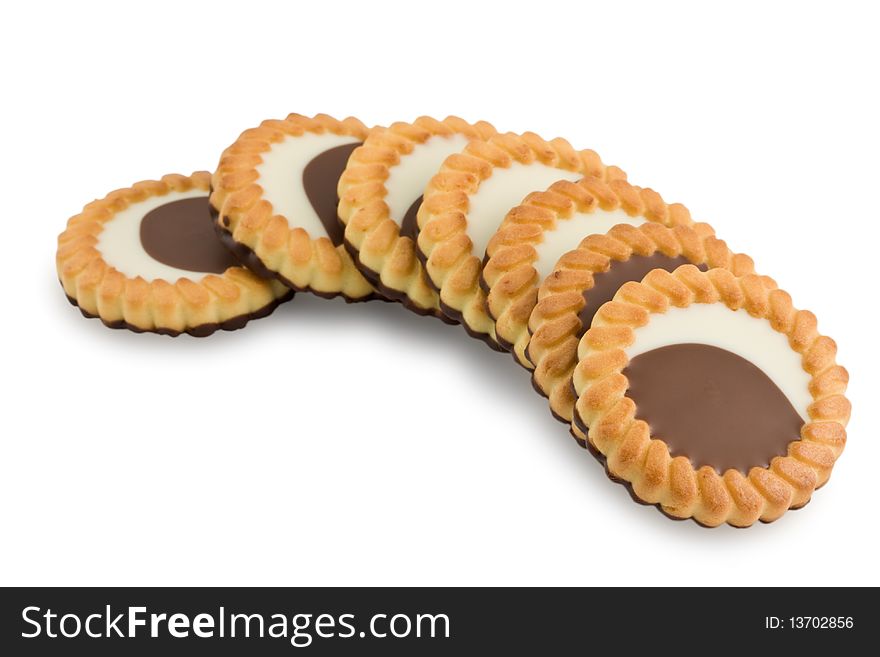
<box><xmin>1</xmin><ymin>0</ymin><xmax>877</xmax><ymax>587</ymax></box>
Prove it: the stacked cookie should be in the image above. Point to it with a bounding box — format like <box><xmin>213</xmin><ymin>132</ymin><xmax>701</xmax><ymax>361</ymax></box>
<box><xmin>56</xmin><ymin>113</ymin><xmax>850</xmax><ymax>527</ymax></box>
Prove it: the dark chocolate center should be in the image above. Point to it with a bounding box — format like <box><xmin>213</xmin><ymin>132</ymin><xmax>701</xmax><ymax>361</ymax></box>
<box><xmin>140</xmin><ymin>196</ymin><xmax>237</xmax><ymax>274</ymax></box>
<box><xmin>624</xmin><ymin>343</ymin><xmax>804</xmax><ymax>474</ymax></box>
<box><xmin>399</xmin><ymin>194</ymin><xmax>423</xmax><ymax>241</ymax></box>
<box><xmin>578</xmin><ymin>254</ymin><xmax>708</xmax><ymax>332</ymax></box>
<box><xmin>302</xmin><ymin>142</ymin><xmax>361</xmax><ymax>246</ymax></box>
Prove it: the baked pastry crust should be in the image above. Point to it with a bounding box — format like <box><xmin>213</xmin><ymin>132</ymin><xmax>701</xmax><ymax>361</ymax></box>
<box><xmin>56</xmin><ymin>172</ymin><xmax>292</xmax><ymax>336</ymax></box>
<box><xmin>338</xmin><ymin>116</ymin><xmax>496</xmax><ymax>316</ymax></box>
<box><xmin>211</xmin><ymin>113</ymin><xmax>375</xmax><ymax>300</ymax></box>
<box><xmin>527</xmin><ymin>220</ymin><xmax>765</xmax><ymax>433</ymax></box>
<box><xmin>572</xmin><ymin>265</ymin><xmax>850</xmax><ymax>527</ymax></box>
<box><xmin>483</xmin><ymin>175</ymin><xmax>693</xmax><ymax>368</ymax></box>
<box><xmin>415</xmin><ymin>132</ymin><xmax>627</xmax><ymax>346</ymax></box>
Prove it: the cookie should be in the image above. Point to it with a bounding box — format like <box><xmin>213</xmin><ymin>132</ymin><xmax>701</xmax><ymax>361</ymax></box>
<box><xmin>57</xmin><ymin>172</ymin><xmax>292</xmax><ymax>336</ymax></box>
<box><xmin>211</xmin><ymin>113</ymin><xmax>376</xmax><ymax>300</ymax></box>
<box><xmin>415</xmin><ymin>131</ymin><xmax>626</xmax><ymax>346</ymax></box>
<box><xmin>483</xmin><ymin>175</ymin><xmax>694</xmax><ymax>368</ymax></box>
<box><xmin>572</xmin><ymin>265</ymin><xmax>849</xmax><ymax>527</ymax></box>
<box><xmin>338</xmin><ymin>116</ymin><xmax>497</xmax><ymax>316</ymax></box>
<box><xmin>526</xmin><ymin>219</ymin><xmax>766</xmax><ymax>436</ymax></box>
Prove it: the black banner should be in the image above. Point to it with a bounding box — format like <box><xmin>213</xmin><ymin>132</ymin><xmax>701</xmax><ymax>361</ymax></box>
<box><xmin>0</xmin><ymin>587</ymin><xmax>866</xmax><ymax>654</ymax></box>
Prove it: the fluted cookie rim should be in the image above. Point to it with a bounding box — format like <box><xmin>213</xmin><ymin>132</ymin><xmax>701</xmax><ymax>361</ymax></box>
<box><xmin>210</xmin><ymin>113</ymin><xmax>376</xmax><ymax>301</ymax></box>
<box><xmin>526</xmin><ymin>221</ymin><xmax>766</xmax><ymax>428</ymax></box>
<box><xmin>572</xmin><ymin>265</ymin><xmax>850</xmax><ymax>527</ymax></box>
<box><xmin>414</xmin><ymin>131</ymin><xmax>627</xmax><ymax>345</ymax></box>
<box><xmin>56</xmin><ymin>171</ymin><xmax>293</xmax><ymax>337</ymax></box>
<box><xmin>337</xmin><ymin>116</ymin><xmax>497</xmax><ymax>317</ymax></box>
<box><xmin>482</xmin><ymin>175</ymin><xmax>695</xmax><ymax>369</ymax></box>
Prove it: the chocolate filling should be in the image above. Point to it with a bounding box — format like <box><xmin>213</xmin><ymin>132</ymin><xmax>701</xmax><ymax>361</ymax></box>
<box><xmin>399</xmin><ymin>194</ymin><xmax>423</xmax><ymax>241</ymax></box>
<box><xmin>624</xmin><ymin>343</ymin><xmax>804</xmax><ymax>474</ymax></box>
<box><xmin>578</xmin><ymin>254</ymin><xmax>708</xmax><ymax>330</ymax></box>
<box><xmin>140</xmin><ymin>197</ymin><xmax>237</xmax><ymax>274</ymax></box>
<box><xmin>302</xmin><ymin>142</ymin><xmax>361</xmax><ymax>246</ymax></box>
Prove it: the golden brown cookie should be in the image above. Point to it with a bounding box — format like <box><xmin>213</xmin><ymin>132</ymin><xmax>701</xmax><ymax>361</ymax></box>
<box><xmin>57</xmin><ymin>172</ymin><xmax>292</xmax><ymax>336</ymax></box>
<box><xmin>526</xmin><ymin>220</ymin><xmax>767</xmax><ymax>435</ymax></box>
<box><xmin>338</xmin><ymin>116</ymin><xmax>497</xmax><ymax>316</ymax></box>
<box><xmin>483</xmin><ymin>175</ymin><xmax>694</xmax><ymax>367</ymax></box>
<box><xmin>415</xmin><ymin>132</ymin><xmax>627</xmax><ymax>347</ymax></box>
<box><xmin>211</xmin><ymin>113</ymin><xmax>376</xmax><ymax>300</ymax></box>
<box><xmin>572</xmin><ymin>265</ymin><xmax>849</xmax><ymax>527</ymax></box>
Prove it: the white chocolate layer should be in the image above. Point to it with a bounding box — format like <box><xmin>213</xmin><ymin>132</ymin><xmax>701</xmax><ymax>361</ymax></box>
<box><xmin>467</xmin><ymin>164</ymin><xmax>582</xmax><ymax>258</ymax></box>
<box><xmin>256</xmin><ymin>132</ymin><xmax>360</xmax><ymax>239</ymax></box>
<box><xmin>96</xmin><ymin>188</ymin><xmax>213</xmax><ymax>282</ymax></box>
<box><xmin>625</xmin><ymin>304</ymin><xmax>812</xmax><ymax>422</ymax></box>
<box><xmin>385</xmin><ymin>133</ymin><xmax>470</xmax><ymax>225</ymax></box>
<box><xmin>532</xmin><ymin>209</ymin><xmax>646</xmax><ymax>279</ymax></box>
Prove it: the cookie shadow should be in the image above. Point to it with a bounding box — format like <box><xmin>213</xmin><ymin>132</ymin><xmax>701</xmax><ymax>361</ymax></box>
<box><xmin>52</xmin><ymin>280</ymin><xmax>815</xmax><ymax>538</ymax></box>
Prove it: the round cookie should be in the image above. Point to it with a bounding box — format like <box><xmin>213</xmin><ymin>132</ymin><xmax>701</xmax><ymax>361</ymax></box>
<box><xmin>338</xmin><ymin>116</ymin><xmax>497</xmax><ymax>317</ymax></box>
<box><xmin>572</xmin><ymin>265</ymin><xmax>850</xmax><ymax>527</ymax></box>
<box><xmin>57</xmin><ymin>172</ymin><xmax>292</xmax><ymax>336</ymax></box>
<box><xmin>526</xmin><ymin>218</ymin><xmax>766</xmax><ymax>435</ymax></box>
<box><xmin>415</xmin><ymin>131</ymin><xmax>626</xmax><ymax>346</ymax></box>
<box><xmin>483</xmin><ymin>175</ymin><xmax>694</xmax><ymax>368</ymax></box>
<box><xmin>211</xmin><ymin>113</ymin><xmax>376</xmax><ymax>300</ymax></box>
